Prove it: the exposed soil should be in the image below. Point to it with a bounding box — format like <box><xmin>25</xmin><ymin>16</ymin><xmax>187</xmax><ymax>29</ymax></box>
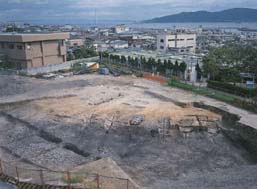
<box><xmin>0</xmin><ymin>74</ymin><xmax>257</xmax><ymax>188</ymax></box>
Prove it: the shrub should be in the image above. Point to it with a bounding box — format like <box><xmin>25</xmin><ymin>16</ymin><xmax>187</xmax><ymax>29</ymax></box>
<box><xmin>170</xmin><ymin>75</ymin><xmax>180</xmax><ymax>81</ymax></box>
<box><xmin>169</xmin><ymin>79</ymin><xmax>257</xmax><ymax>113</ymax></box>
<box><xmin>207</xmin><ymin>80</ymin><xmax>257</xmax><ymax>98</ymax></box>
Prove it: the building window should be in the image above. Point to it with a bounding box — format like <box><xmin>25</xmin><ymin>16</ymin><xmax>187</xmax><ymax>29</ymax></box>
<box><xmin>187</xmin><ymin>38</ymin><xmax>194</xmax><ymax>41</ymax></box>
<box><xmin>17</xmin><ymin>45</ymin><xmax>23</xmax><ymax>50</ymax></box>
<box><xmin>160</xmin><ymin>39</ymin><xmax>164</xmax><ymax>43</ymax></box>
<box><xmin>8</xmin><ymin>44</ymin><xmax>15</xmax><ymax>49</ymax></box>
<box><xmin>160</xmin><ymin>46</ymin><xmax>164</xmax><ymax>49</ymax></box>
<box><xmin>168</xmin><ymin>39</ymin><xmax>175</xmax><ymax>41</ymax></box>
<box><xmin>1</xmin><ymin>43</ymin><xmax>4</xmax><ymax>49</ymax></box>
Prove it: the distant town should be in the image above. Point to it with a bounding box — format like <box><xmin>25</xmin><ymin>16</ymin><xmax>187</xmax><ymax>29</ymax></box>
<box><xmin>1</xmin><ymin>22</ymin><xmax>257</xmax><ymax>83</ymax></box>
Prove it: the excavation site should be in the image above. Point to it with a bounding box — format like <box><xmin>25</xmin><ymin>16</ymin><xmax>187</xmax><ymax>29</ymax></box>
<box><xmin>0</xmin><ymin>74</ymin><xmax>257</xmax><ymax>189</ymax></box>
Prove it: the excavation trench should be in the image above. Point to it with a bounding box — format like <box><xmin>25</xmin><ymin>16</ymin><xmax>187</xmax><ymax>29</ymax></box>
<box><xmin>0</xmin><ymin>112</ymin><xmax>91</xmax><ymax>161</ymax></box>
<box><xmin>0</xmin><ymin>101</ymin><xmax>257</xmax><ymax>187</ymax></box>
<box><xmin>194</xmin><ymin>102</ymin><xmax>257</xmax><ymax>162</ymax></box>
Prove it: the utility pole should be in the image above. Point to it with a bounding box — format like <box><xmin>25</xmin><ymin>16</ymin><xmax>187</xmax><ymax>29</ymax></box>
<box><xmin>94</xmin><ymin>8</ymin><xmax>97</xmax><ymax>27</ymax></box>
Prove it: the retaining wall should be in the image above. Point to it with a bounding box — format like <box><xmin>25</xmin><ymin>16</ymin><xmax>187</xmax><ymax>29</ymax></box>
<box><xmin>194</xmin><ymin>102</ymin><xmax>257</xmax><ymax>163</ymax></box>
<box><xmin>18</xmin><ymin>57</ymin><xmax>99</xmax><ymax>76</ymax></box>
<box><xmin>0</xmin><ymin>70</ymin><xmax>18</xmax><ymax>75</ymax></box>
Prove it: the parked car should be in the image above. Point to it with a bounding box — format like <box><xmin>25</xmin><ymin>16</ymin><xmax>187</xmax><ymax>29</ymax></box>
<box><xmin>112</xmin><ymin>69</ymin><xmax>121</xmax><ymax>77</ymax></box>
<box><xmin>99</xmin><ymin>68</ymin><xmax>109</xmax><ymax>75</ymax></box>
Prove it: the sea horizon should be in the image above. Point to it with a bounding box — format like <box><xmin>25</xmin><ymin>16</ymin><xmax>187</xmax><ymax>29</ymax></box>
<box><xmin>3</xmin><ymin>19</ymin><xmax>257</xmax><ymax>30</ymax></box>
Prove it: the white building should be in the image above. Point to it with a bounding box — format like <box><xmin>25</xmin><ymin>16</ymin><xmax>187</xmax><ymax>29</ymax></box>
<box><xmin>92</xmin><ymin>41</ymin><xmax>109</xmax><ymax>52</ymax></box>
<box><xmin>114</xmin><ymin>24</ymin><xmax>129</xmax><ymax>34</ymax></box>
<box><xmin>110</xmin><ymin>40</ymin><xmax>128</xmax><ymax>49</ymax></box>
<box><xmin>157</xmin><ymin>33</ymin><xmax>196</xmax><ymax>53</ymax></box>
<box><xmin>60</xmin><ymin>24</ymin><xmax>73</xmax><ymax>31</ymax></box>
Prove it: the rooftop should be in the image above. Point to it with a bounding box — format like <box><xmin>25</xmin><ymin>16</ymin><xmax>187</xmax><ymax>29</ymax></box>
<box><xmin>110</xmin><ymin>49</ymin><xmax>201</xmax><ymax>60</ymax></box>
<box><xmin>0</xmin><ymin>32</ymin><xmax>70</xmax><ymax>42</ymax></box>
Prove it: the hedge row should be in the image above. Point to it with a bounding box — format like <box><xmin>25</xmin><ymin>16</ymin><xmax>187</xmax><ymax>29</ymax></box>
<box><xmin>169</xmin><ymin>80</ymin><xmax>257</xmax><ymax>113</ymax></box>
<box><xmin>207</xmin><ymin>80</ymin><xmax>257</xmax><ymax>98</ymax></box>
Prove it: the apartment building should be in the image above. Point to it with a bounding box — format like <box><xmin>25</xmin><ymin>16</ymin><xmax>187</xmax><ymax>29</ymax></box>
<box><xmin>0</xmin><ymin>33</ymin><xmax>70</xmax><ymax>70</ymax></box>
<box><xmin>157</xmin><ymin>33</ymin><xmax>196</xmax><ymax>53</ymax></box>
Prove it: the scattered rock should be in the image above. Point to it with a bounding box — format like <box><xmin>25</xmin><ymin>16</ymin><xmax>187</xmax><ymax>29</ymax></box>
<box><xmin>177</xmin><ymin>116</ymin><xmax>221</xmax><ymax>134</ymax></box>
<box><xmin>129</xmin><ymin>115</ymin><xmax>145</xmax><ymax>126</ymax></box>
<box><xmin>207</xmin><ymin>122</ymin><xmax>220</xmax><ymax>134</ymax></box>
<box><xmin>179</xmin><ymin>126</ymin><xmax>194</xmax><ymax>133</ymax></box>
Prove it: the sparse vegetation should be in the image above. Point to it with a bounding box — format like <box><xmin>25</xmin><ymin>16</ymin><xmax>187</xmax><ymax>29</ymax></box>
<box><xmin>168</xmin><ymin>79</ymin><xmax>257</xmax><ymax>113</ymax></box>
<box><xmin>0</xmin><ymin>55</ymin><xmax>15</xmax><ymax>70</ymax></box>
<box><xmin>62</xmin><ymin>173</ymin><xmax>84</xmax><ymax>184</ymax></box>
<box><xmin>207</xmin><ymin>80</ymin><xmax>257</xmax><ymax>98</ymax></box>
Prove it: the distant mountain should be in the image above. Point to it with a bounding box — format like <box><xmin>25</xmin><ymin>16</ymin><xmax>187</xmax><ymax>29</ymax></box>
<box><xmin>144</xmin><ymin>8</ymin><xmax>257</xmax><ymax>23</ymax></box>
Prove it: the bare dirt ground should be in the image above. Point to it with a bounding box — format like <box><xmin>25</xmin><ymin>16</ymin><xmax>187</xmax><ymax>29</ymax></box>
<box><xmin>0</xmin><ymin>74</ymin><xmax>257</xmax><ymax>189</ymax></box>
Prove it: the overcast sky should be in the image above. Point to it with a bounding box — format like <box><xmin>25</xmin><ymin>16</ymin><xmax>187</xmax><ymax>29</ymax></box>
<box><xmin>0</xmin><ymin>0</ymin><xmax>257</xmax><ymax>23</ymax></box>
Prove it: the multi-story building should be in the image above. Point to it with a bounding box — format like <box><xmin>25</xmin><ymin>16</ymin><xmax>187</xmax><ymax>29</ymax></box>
<box><xmin>114</xmin><ymin>24</ymin><xmax>129</xmax><ymax>34</ymax></box>
<box><xmin>157</xmin><ymin>33</ymin><xmax>196</xmax><ymax>53</ymax></box>
<box><xmin>0</xmin><ymin>33</ymin><xmax>70</xmax><ymax>70</ymax></box>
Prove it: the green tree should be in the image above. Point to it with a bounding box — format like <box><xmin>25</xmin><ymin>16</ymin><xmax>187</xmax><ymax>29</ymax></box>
<box><xmin>174</xmin><ymin>60</ymin><xmax>179</xmax><ymax>76</ymax></box>
<box><xmin>141</xmin><ymin>56</ymin><xmax>147</xmax><ymax>70</ymax></box>
<box><xmin>195</xmin><ymin>63</ymin><xmax>202</xmax><ymax>81</ymax></box>
<box><xmin>202</xmin><ymin>55</ymin><xmax>220</xmax><ymax>80</ymax></box>
<box><xmin>128</xmin><ymin>56</ymin><xmax>132</xmax><ymax>66</ymax></box>
<box><xmin>168</xmin><ymin>60</ymin><xmax>174</xmax><ymax>70</ymax></box>
<box><xmin>102</xmin><ymin>52</ymin><xmax>109</xmax><ymax>58</ymax></box>
<box><xmin>135</xmin><ymin>57</ymin><xmax>139</xmax><ymax>68</ymax></box>
<box><xmin>179</xmin><ymin>62</ymin><xmax>187</xmax><ymax>78</ymax></box>
<box><xmin>121</xmin><ymin>55</ymin><xmax>126</xmax><ymax>64</ymax></box>
<box><xmin>202</xmin><ymin>45</ymin><xmax>257</xmax><ymax>82</ymax></box>
<box><xmin>73</xmin><ymin>47</ymin><xmax>98</xmax><ymax>59</ymax></box>
<box><xmin>67</xmin><ymin>52</ymin><xmax>75</xmax><ymax>61</ymax></box>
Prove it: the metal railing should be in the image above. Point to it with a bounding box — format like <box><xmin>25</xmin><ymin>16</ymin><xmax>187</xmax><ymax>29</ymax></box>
<box><xmin>0</xmin><ymin>159</ymin><xmax>138</xmax><ymax>189</ymax></box>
